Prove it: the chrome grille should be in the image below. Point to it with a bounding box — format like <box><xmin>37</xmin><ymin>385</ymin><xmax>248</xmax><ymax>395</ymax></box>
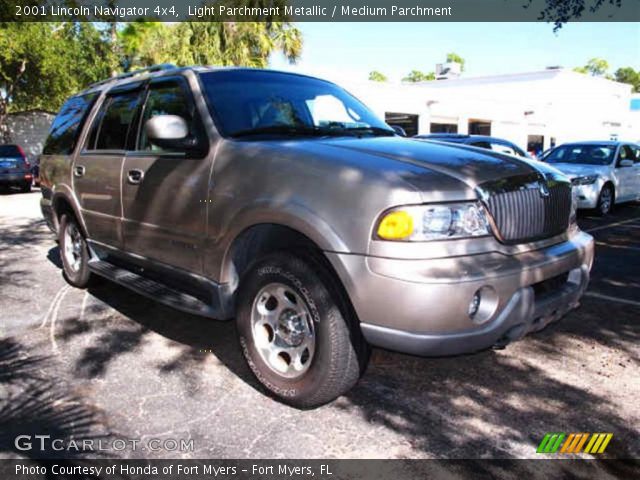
<box><xmin>485</xmin><ymin>182</ymin><xmax>571</xmax><ymax>244</ymax></box>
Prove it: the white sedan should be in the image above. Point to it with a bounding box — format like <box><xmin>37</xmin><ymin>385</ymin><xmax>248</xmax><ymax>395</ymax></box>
<box><xmin>542</xmin><ymin>141</ymin><xmax>640</xmax><ymax>215</ymax></box>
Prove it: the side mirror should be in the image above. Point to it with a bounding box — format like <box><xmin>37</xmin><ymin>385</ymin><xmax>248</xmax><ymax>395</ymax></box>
<box><xmin>389</xmin><ymin>125</ymin><xmax>407</xmax><ymax>137</ymax></box>
<box><xmin>619</xmin><ymin>159</ymin><xmax>634</xmax><ymax>168</ymax></box>
<box><xmin>145</xmin><ymin>115</ymin><xmax>198</xmax><ymax>151</ymax></box>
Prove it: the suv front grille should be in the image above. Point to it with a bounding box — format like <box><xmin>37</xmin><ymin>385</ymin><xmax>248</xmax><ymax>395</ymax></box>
<box><xmin>485</xmin><ymin>182</ymin><xmax>571</xmax><ymax>244</ymax></box>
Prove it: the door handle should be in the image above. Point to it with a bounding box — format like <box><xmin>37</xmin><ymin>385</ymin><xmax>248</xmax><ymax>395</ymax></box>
<box><xmin>73</xmin><ymin>165</ymin><xmax>85</xmax><ymax>177</ymax></box>
<box><xmin>127</xmin><ymin>169</ymin><xmax>145</xmax><ymax>185</ymax></box>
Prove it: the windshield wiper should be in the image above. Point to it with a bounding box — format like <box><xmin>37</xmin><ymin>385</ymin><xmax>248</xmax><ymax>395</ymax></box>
<box><xmin>339</xmin><ymin>126</ymin><xmax>396</xmax><ymax>137</ymax></box>
<box><xmin>229</xmin><ymin>125</ymin><xmax>329</xmax><ymax>138</ymax></box>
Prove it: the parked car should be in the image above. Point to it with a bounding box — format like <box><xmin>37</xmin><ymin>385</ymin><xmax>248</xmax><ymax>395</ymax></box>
<box><xmin>541</xmin><ymin>141</ymin><xmax>640</xmax><ymax>215</ymax></box>
<box><xmin>0</xmin><ymin>144</ymin><xmax>32</xmax><ymax>192</ymax></box>
<box><xmin>40</xmin><ymin>66</ymin><xmax>594</xmax><ymax>407</ymax></box>
<box><xmin>414</xmin><ymin>134</ymin><xmax>530</xmax><ymax>158</ymax></box>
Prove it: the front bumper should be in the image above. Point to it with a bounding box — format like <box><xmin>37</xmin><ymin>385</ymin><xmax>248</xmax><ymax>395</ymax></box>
<box><xmin>326</xmin><ymin>231</ymin><xmax>594</xmax><ymax>356</ymax></box>
<box><xmin>573</xmin><ymin>183</ymin><xmax>600</xmax><ymax>209</ymax></box>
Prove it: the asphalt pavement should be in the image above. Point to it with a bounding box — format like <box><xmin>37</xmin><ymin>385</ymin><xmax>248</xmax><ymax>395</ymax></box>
<box><xmin>0</xmin><ymin>188</ymin><xmax>638</xmax><ymax>464</ymax></box>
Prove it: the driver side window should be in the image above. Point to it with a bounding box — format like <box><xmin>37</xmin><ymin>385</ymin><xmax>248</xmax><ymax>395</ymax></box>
<box><xmin>138</xmin><ymin>81</ymin><xmax>194</xmax><ymax>152</ymax></box>
<box><xmin>617</xmin><ymin>145</ymin><xmax>635</xmax><ymax>167</ymax></box>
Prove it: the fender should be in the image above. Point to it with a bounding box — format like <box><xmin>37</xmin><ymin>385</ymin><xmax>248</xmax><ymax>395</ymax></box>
<box><xmin>51</xmin><ymin>184</ymin><xmax>88</xmax><ymax>237</ymax></box>
<box><xmin>212</xmin><ymin>200</ymin><xmax>351</xmax><ymax>285</ymax></box>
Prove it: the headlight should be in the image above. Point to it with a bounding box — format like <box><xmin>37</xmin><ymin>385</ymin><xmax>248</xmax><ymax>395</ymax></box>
<box><xmin>376</xmin><ymin>202</ymin><xmax>490</xmax><ymax>241</ymax></box>
<box><xmin>571</xmin><ymin>175</ymin><xmax>598</xmax><ymax>186</ymax></box>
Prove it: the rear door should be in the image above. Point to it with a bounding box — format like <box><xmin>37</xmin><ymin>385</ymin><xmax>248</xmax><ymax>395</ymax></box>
<box><xmin>74</xmin><ymin>85</ymin><xmax>145</xmax><ymax>248</ymax></box>
<box><xmin>121</xmin><ymin>76</ymin><xmax>211</xmax><ymax>273</ymax></box>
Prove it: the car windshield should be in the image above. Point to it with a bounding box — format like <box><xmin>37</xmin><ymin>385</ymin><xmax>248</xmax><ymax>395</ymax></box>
<box><xmin>544</xmin><ymin>144</ymin><xmax>615</xmax><ymax>166</ymax></box>
<box><xmin>198</xmin><ymin>70</ymin><xmax>394</xmax><ymax>138</ymax></box>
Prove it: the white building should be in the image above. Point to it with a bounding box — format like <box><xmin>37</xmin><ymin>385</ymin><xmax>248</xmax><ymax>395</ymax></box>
<box><xmin>337</xmin><ymin>68</ymin><xmax>636</xmax><ymax>153</ymax></box>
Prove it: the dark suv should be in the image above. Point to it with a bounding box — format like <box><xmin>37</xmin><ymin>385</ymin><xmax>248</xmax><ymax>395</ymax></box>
<box><xmin>415</xmin><ymin>134</ymin><xmax>529</xmax><ymax>158</ymax></box>
<box><xmin>0</xmin><ymin>144</ymin><xmax>32</xmax><ymax>192</ymax></box>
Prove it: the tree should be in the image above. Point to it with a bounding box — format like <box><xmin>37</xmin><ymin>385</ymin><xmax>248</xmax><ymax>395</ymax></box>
<box><xmin>119</xmin><ymin>22</ymin><xmax>302</xmax><ymax>70</ymax></box>
<box><xmin>531</xmin><ymin>0</ymin><xmax>624</xmax><ymax>31</ymax></box>
<box><xmin>368</xmin><ymin>71</ymin><xmax>388</xmax><ymax>82</ymax></box>
<box><xmin>446</xmin><ymin>52</ymin><xmax>465</xmax><ymax>72</ymax></box>
<box><xmin>614</xmin><ymin>67</ymin><xmax>640</xmax><ymax>92</ymax></box>
<box><xmin>402</xmin><ymin>70</ymin><xmax>435</xmax><ymax>82</ymax></box>
<box><xmin>573</xmin><ymin>58</ymin><xmax>610</xmax><ymax>77</ymax></box>
<box><xmin>0</xmin><ymin>22</ymin><xmax>115</xmax><ymax>141</ymax></box>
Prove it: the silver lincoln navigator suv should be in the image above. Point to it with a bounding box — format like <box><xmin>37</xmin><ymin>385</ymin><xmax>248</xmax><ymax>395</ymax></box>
<box><xmin>39</xmin><ymin>65</ymin><xmax>595</xmax><ymax>407</ymax></box>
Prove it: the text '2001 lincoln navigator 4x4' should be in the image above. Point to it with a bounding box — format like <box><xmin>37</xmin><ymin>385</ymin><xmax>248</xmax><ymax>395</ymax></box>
<box><xmin>40</xmin><ymin>66</ymin><xmax>594</xmax><ymax>408</ymax></box>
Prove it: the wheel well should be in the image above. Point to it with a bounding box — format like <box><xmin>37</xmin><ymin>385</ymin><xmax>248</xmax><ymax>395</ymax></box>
<box><xmin>227</xmin><ymin>224</ymin><xmax>322</xmax><ymax>287</ymax></box>
<box><xmin>52</xmin><ymin>196</ymin><xmax>83</xmax><ymax>235</ymax></box>
<box><xmin>603</xmin><ymin>181</ymin><xmax>615</xmax><ymax>199</ymax></box>
<box><xmin>226</xmin><ymin>223</ymin><xmax>354</xmax><ymax>304</ymax></box>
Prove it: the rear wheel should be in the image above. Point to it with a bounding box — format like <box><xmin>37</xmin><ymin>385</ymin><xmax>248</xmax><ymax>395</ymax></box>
<box><xmin>59</xmin><ymin>214</ymin><xmax>93</xmax><ymax>288</ymax></box>
<box><xmin>236</xmin><ymin>252</ymin><xmax>369</xmax><ymax>408</ymax></box>
<box><xmin>596</xmin><ymin>184</ymin><xmax>613</xmax><ymax>216</ymax></box>
<box><xmin>20</xmin><ymin>181</ymin><xmax>31</xmax><ymax>193</ymax></box>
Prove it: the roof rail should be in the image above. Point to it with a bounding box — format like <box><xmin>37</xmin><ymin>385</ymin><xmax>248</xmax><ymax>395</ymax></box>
<box><xmin>87</xmin><ymin>64</ymin><xmax>177</xmax><ymax>89</ymax></box>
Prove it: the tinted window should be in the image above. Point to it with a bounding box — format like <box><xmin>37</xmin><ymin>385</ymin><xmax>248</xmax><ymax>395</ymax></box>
<box><xmin>617</xmin><ymin>145</ymin><xmax>640</xmax><ymax>166</ymax></box>
<box><xmin>0</xmin><ymin>145</ymin><xmax>21</xmax><ymax>157</ymax></box>
<box><xmin>89</xmin><ymin>91</ymin><xmax>143</xmax><ymax>151</ymax></box>
<box><xmin>470</xmin><ymin>141</ymin><xmax>491</xmax><ymax>150</ymax></box>
<box><xmin>199</xmin><ymin>70</ymin><xmax>391</xmax><ymax>137</ymax></box>
<box><xmin>138</xmin><ymin>82</ymin><xmax>193</xmax><ymax>151</ymax></box>
<box><xmin>545</xmin><ymin>144</ymin><xmax>615</xmax><ymax>166</ymax></box>
<box><xmin>43</xmin><ymin>93</ymin><xmax>97</xmax><ymax>155</ymax></box>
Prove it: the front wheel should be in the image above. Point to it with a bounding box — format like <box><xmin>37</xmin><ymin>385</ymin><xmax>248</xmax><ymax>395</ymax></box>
<box><xmin>236</xmin><ymin>252</ymin><xmax>369</xmax><ymax>408</ymax></box>
<box><xmin>596</xmin><ymin>185</ymin><xmax>613</xmax><ymax>216</ymax></box>
<box><xmin>59</xmin><ymin>214</ymin><xmax>93</xmax><ymax>288</ymax></box>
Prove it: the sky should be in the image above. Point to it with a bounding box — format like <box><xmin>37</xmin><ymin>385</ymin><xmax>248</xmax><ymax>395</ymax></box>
<box><xmin>269</xmin><ymin>22</ymin><xmax>640</xmax><ymax>82</ymax></box>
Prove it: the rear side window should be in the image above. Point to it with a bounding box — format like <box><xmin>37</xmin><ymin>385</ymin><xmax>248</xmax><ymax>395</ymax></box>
<box><xmin>43</xmin><ymin>93</ymin><xmax>98</xmax><ymax>155</ymax></box>
<box><xmin>87</xmin><ymin>90</ymin><xmax>143</xmax><ymax>151</ymax></box>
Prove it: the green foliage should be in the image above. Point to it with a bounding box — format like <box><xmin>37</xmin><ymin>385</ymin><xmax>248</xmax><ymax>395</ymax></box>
<box><xmin>0</xmin><ymin>23</ymin><xmax>115</xmax><ymax>115</ymax></box>
<box><xmin>368</xmin><ymin>71</ymin><xmax>388</xmax><ymax>82</ymax></box>
<box><xmin>614</xmin><ymin>67</ymin><xmax>640</xmax><ymax>93</ymax></box>
<box><xmin>446</xmin><ymin>52</ymin><xmax>465</xmax><ymax>71</ymax></box>
<box><xmin>0</xmin><ymin>19</ymin><xmax>303</xmax><ymax>138</ymax></box>
<box><xmin>573</xmin><ymin>57</ymin><xmax>610</xmax><ymax>77</ymax></box>
<box><xmin>402</xmin><ymin>70</ymin><xmax>435</xmax><ymax>83</ymax></box>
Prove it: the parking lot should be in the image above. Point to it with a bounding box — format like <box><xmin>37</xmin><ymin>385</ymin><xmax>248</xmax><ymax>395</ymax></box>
<box><xmin>0</xmin><ymin>188</ymin><xmax>638</xmax><ymax>461</ymax></box>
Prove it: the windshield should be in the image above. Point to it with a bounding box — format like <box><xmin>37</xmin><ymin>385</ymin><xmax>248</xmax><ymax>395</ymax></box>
<box><xmin>198</xmin><ymin>70</ymin><xmax>394</xmax><ymax>138</ymax></box>
<box><xmin>544</xmin><ymin>144</ymin><xmax>615</xmax><ymax>166</ymax></box>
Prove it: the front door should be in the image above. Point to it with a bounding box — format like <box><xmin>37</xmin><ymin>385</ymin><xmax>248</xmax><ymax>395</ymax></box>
<box><xmin>121</xmin><ymin>76</ymin><xmax>211</xmax><ymax>274</ymax></box>
<box><xmin>614</xmin><ymin>145</ymin><xmax>637</xmax><ymax>201</ymax></box>
<box><xmin>74</xmin><ymin>87</ymin><xmax>145</xmax><ymax>249</ymax></box>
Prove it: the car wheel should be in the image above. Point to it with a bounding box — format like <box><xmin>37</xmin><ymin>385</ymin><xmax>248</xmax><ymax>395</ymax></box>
<box><xmin>21</xmin><ymin>182</ymin><xmax>31</xmax><ymax>193</ymax></box>
<box><xmin>236</xmin><ymin>252</ymin><xmax>369</xmax><ymax>408</ymax></box>
<box><xmin>59</xmin><ymin>214</ymin><xmax>93</xmax><ymax>288</ymax></box>
<box><xmin>596</xmin><ymin>185</ymin><xmax>613</xmax><ymax>216</ymax></box>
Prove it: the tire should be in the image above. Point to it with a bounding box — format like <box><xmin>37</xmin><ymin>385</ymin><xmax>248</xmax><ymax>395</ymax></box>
<box><xmin>21</xmin><ymin>182</ymin><xmax>31</xmax><ymax>193</ymax></box>
<box><xmin>596</xmin><ymin>184</ymin><xmax>613</xmax><ymax>216</ymax></box>
<box><xmin>59</xmin><ymin>214</ymin><xmax>93</xmax><ymax>288</ymax></box>
<box><xmin>236</xmin><ymin>252</ymin><xmax>369</xmax><ymax>408</ymax></box>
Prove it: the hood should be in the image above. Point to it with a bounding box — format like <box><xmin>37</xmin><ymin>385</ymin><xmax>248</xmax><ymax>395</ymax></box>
<box><xmin>545</xmin><ymin>163</ymin><xmax>610</xmax><ymax>180</ymax></box>
<box><xmin>316</xmin><ymin>137</ymin><xmax>543</xmax><ymax>189</ymax></box>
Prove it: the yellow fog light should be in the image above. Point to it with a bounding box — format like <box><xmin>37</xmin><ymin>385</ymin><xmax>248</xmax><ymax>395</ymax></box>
<box><xmin>377</xmin><ymin>210</ymin><xmax>414</xmax><ymax>240</ymax></box>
